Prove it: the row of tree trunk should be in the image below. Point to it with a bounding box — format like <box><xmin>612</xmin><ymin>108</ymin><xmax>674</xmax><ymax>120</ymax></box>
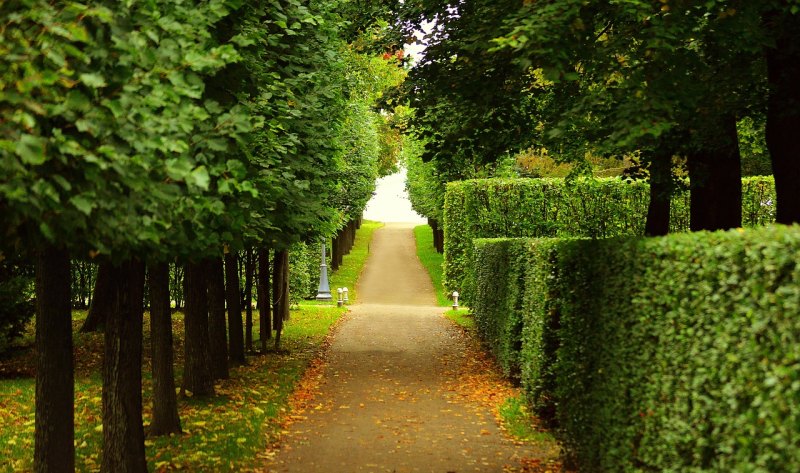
<box><xmin>34</xmin><ymin>247</ymin><xmax>291</xmax><ymax>472</ymax></box>
<box><xmin>427</xmin><ymin>218</ymin><xmax>445</xmax><ymax>254</ymax></box>
<box><xmin>330</xmin><ymin>218</ymin><xmax>361</xmax><ymax>270</ymax></box>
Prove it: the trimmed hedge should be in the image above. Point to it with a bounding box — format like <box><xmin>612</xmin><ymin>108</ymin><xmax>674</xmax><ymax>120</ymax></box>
<box><xmin>472</xmin><ymin>225</ymin><xmax>800</xmax><ymax>471</ymax></box>
<box><xmin>446</xmin><ymin>177</ymin><xmax>776</xmax><ymax>303</ymax></box>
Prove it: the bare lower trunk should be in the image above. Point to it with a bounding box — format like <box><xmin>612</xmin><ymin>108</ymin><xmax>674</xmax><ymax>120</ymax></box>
<box><xmin>148</xmin><ymin>262</ymin><xmax>181</xmax><ymax>436</ymax></box>
<box><xmin>81</xmin><ymin>262</ymin><xmax>112</xmax><ymax>333</ymax></box>
<box><xmin>224</xmin><ymin>252</ymin><xmax>245</xmax><ymax>365</ymax></box>
<box><xmin>102</xmin><ymin>259</ymin><xmax>147</xmax><ymax>472</ymax></box>
<box><xmin>34</xmin><ymin>246</ymin><xmax>74</xmax><ymax>473</ymax></box>
<box><xmin>207</xmin><ymin>256</ymin><xmax>229</xmax><ymax>379</ymax></box>
<box><xmin>688</xmin><ymin>114</ymin><xmax>742</xmax><ymax>232</ymax></box>
<box><xmin>244</xmin><ymin>249</ymin><xmax>254</xmax><ymax>352</ymax></box>
<box><xmin>765</xmin><ymin>11</ymin><xmax>800</xmax><ymax>224</ymax></box>
<box><xmin>645</xmin><ymin>149</ymin><xmax>673</xmax><ymax>237</ymax></box>
<box><xmin>272</xmin><ymin>250</ymin><xmax>290</xmax><ymax>351</ymax></box>
<box><xmin>258</xmin><ymin>247</ymin><xmax>271</xmax><ymax>351</ymax></box>
<box><xmin>182</xmin><ymin>261</ymin><xmax>214</xmax><ymax>396</ymax></box>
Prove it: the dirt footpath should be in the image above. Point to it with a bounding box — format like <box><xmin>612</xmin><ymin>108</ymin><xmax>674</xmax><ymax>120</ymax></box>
<box><xmin>267</xmin><ymin>223</ymin><xmax>545</xmax><ymax>472</ymax></box>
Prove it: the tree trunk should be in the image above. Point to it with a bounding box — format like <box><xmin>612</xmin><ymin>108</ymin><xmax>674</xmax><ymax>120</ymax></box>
<box><xmin>687</xmin><ymin>114</ymin><xmax>743</xmax><ymax>232</ymax></box>
<box><xmin>224</xmin><ymin>252</ymin><xmax>245</xmax><ymax>365</ymax></box>
<box><xmin>244</xmin><ymin>249</ymin><xmax>254</xmax><ymax>353</ymax></box>
<box><xmin>258</xmin><ymin>247</ymin><xmax>272</xmax><ymax>352</ymax></box>
<box><xmin>765</xmin><ymin>11</ymin><xmax>800</xmax><ymax>224</ymax></box>
<box><xmin>331</xmin><ymin>235</ymin><xmax>340</xmax><ymax>271</ymax></box>
<box><xmin>182</xmin><ymin>261</ymin><xmax>214</xmax><ymax>396</ymax></box>
<box><xmin>147</xmin><ymin>262</ymin><xmax>181</xmax><ymax>436</ymax></box>
<box><xmin>34</xmin><ymin>246</ymin><xmax>74</xmax><ymax>473</ymax></box>
<box><xmin>207</xmin><ymin>256</ymin><xmax>229</xmax><ymax>380</ymax></box>
<box><xmin>102</xmin><ymin>259</ymin><xmax>147</xmax><ymax>473</ymax></box>
<box><xmin>81</xmin><ymin>262</ymin><xmax>112</xmax><ymax>333</ymax></box>
<box><xmin>645</xmin><ymin>148</ymin><xmax>673</xmax><ymax>236</ymax></box>
<box><xmin>272</xmin><ymin>249</ymin><xmax>290</xmax><ymax>351</ymax></box>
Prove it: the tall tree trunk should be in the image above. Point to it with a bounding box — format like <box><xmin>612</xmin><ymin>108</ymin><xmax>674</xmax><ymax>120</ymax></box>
<box><xmin>258</xmin><ymin>247</ymin><xmax>272</xmax><ymax>352</ymax></box>
<box><xmin>645</xmin><ymin>148</ymin><xmax>674</xmax><ymax>236</ymax></box>
<box><xmin>182</xmin><ymin>261</ymin><xmax>215</xmax><ymax>396</ymax></box>
<box><xmin>272</xmin><ymin>249</ymin><xmax>290</xmax><ymax>351</ymax></box>
<box><xmin>244</xmin><ymin>249</ymin><xmax>254</xmax><ymax>353</ymax></box>
<box><xmin>207</xmin><ymin>256</ymin><xmax>229</xmax><ymax>380</ymax></box>
<box><xmin>34</xmin><ymin>246</ymin><xmax>74</xmax><ymax>473</ymax></box>
<box><xmin>81</xmin><ymin>262</ymin><xmax>112</xmax><ymax>333</ymax></box>
<box><xmin>331</xmin><ymin>235</ymin><xmax>340</xmax><ymax>271</ymax></box>
<box><xmin>224</xmin><ymin>252</ymin><xmax>245</xmax><ymax>365</ymax></box>
<box><xmin>102</xmin><ymin>259</ymin><xmax>147</xmax><ymax>473</ymax></box>
<box><xmin>148</xmin><ymin>262</ymin><xmax>181</xmax><ymax>436</ymax></box>
<box><xmin>765</xmin><ymin>11</ymin><xmax>800</xmax><ymax>224</ymax></box>
<box><xmin>687</xmin><ymin>114</ymin><xmax>743</xmax><ymax>232</ymax></box>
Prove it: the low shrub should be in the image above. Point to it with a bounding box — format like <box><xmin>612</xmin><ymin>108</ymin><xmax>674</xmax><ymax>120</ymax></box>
<box><xmin>471</xmin><ymin>225</ymin><xmax>800</xmax><ymax>471</ymax></box>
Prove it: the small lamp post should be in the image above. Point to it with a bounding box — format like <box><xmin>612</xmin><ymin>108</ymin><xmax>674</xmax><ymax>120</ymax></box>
<box><xmin>452</xmin><ymin>291</ymin><xmax>459</xmax><ymax>311</ymax></box>
<box><xmin>342</xmin><ymin>287</ymin><xmax>349</xmax><ymax>304</ymax></box>
<box><xmin>315</xmin><ymin>241</ymin><xmax>333</xmax><ymax>301</ymax></box>
<box><xmin>337</xmin><ymin>288</ymin><xmax>344</xmax><ymax>307</ymax></box>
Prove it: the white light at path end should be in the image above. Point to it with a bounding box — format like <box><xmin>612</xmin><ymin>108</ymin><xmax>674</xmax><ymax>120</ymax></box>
<box><xmin>363</xmin><ymin>168</ymin><xmax>426</xmax><ymax>224</ymax></box>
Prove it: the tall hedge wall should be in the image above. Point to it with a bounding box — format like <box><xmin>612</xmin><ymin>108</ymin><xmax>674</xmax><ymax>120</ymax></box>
<box><xmin>472</xmin><ymin>225</ymin><xmax>800</xmax><ymax>472</ymax></box>
<box><xmin>445</xmin><ymin>177</ymin><xmax>776</xmax><ymax>302</ymax></box>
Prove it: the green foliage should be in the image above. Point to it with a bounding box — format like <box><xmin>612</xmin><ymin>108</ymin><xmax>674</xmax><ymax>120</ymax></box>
<box><xmin>289</xmin><ymin>242</ymin><xmax>318</xmax><ymax>305</ymax></box>
<box><xmin>472</xmin><ymin>225</ymin><xmax>800</xmax><ymax>471</ymax></box>
<box><xmin>444</xmin><ymin>177</ymin><xmax>777</xmax><ymax>302</ymax></box>
<box><xmin>0</xmin><ymin>256</ymin><xmax>35</xmax><ymax>352</ymax></box>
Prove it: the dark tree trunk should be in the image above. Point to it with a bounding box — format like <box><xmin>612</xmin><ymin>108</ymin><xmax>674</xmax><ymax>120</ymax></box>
<box><xmin>258</xmin><ymin>247</ymin><xmax>272</xmax><ymax>351</ymax></box>
<box><xmin>272</xmin><ymin>250</ymin><xmax>290</xmax><ymax>351</ymax></box>
<box><xmin>147</xmin><ymin>262</ymin><xmax>181</xmax><ymax>436</ymax></box>
<box><xmin>429</xmin><ymin>218</ymin><xmax>445</xmax><ymax>253</ymax></box>
<box><xmin>687</xmin><ymin>114</ymin><xmax>743</xmax><ymax>232</ymax></box>
<box><xmin>331</xmin><ymin>235</ymin><xmax>340</xmax><ymax>271</ymax></box>
<box><xmin>171</xmin><ymin>263</ymin><xmax>184</xmax><ymax>312</ymax></box>
<box><xmin>102</xmin><ymin>259</ymin><xmax>147</xmax><ymax>472</ymax></box>
<box><xmin>207</xmin><ymin>256</ymin><xmax>229</xmax><ymax>380</ymax></box>
<box><xmin>244</xmin><ymin>249</ymin><xmax>254</xmax><ymax>353</ymax></box>
<box><xmin>34</xmin><ymin>246</ymin><xmax>74</xmax><ymax>473</ymax></box>
<box><xmin>645</xmin><ymin>149</ymin><xmax>673</xmax><ymax>236</ymax></box>
<box><xmin>81</xmin><ymin>262</ymin><xmax>112</xmax><ymax>333</ymax></box>
<box><xmin>224</xmin><ymin>252</ymin><xmax>245</xmax><ymax>365</ymax></box>
<box><xmin>765</xmin><ymin>11</ymin><xmax>800</xmax><ymax>224</ymax></box>
<box><xmin>182</xmin><ymin>261</ymin><xmax>215</xmax><ymax>396</ymax></box>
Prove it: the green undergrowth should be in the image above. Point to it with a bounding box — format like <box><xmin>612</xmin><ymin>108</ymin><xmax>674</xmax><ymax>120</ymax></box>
<box><xmin>444</xmin><ymin>308</ymin><xmax>474</xmax><ymax>330</ymax></box>
<box><xmin>413</xmin><ymin>224</ymin><xmax>449</xmax><ymax>306</ymax></box>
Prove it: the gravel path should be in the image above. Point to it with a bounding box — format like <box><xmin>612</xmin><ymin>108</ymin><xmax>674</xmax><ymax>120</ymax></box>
<box><xmin>267</xmin><ymin>223</ymin><xmax>543</xmax><ymax>472</ymax></box>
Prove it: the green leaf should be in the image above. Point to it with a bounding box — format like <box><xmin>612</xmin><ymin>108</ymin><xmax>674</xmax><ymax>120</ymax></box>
<box><xmin>188</xmin><ymin>166</ymin><xmax>210</xmax><ymax>190</ymax></box>
<box><xmin>70</xmin><ymin>195</ymin><xmax>94</xmax><ymax>215</ymax></box>
<box><xmin>15</xmin><ymin>134</ymin><xmax>47</xmax><ymax>165</ymax></box>
<box><xmin>79</xmin><ymin>73</ymin><xmax>107</xmax><ymax>88</ymax></box>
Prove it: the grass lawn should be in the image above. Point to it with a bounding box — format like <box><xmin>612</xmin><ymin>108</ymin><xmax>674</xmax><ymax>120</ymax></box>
<box><xmin>0</xmin><ymin>222</ymin><xmax>381</xmax><ymax>472</ymax></box>
<box><xmin>413</xmin><ymin>224</ymin><xmax>450</xmax><ymax>307</ymax></box>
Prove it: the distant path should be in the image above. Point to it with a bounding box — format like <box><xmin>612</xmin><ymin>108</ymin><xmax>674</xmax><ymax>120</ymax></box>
<box><xmin>268</xmin><ymin>223</ymin><xmax>541</xmax><ymax>472</ymax></box>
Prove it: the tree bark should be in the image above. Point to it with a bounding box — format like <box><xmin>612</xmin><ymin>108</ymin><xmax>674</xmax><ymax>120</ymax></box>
<box><xmin>182</xmin><ymin>261</ymin><xmax>215</xmax><ymax>396</ymax></box>
<box><xmin>81</xmin><ymin>262</ymin><xmax>112</xmax><ymax>333</ymax></box>
<box><xmin>102</xmin><ymin>259</ymin><xmax>147</xmax><ymax>473</ymax></box>
<box><xmin>331</xmin><ymin>235</ymin><xmax>340</xmax><ymax>271</ymax></box>
<box><xmin>687</xmin><ymin>114</ymin><xmax>743</xmax><ymax>232</ymax></box>
<box><xmin>34</xmin><ymin>246</ymin><xmax>74</xmax><ymax>473</ymax></box>
<box><xmin>224</xmin><ymin>252</ymin><xmax>245</xmax><ymax>365</ymax></box>
<box><xmin>147</xmin><ymin>262</ymin><xmax>181</xmax><ymax>436</ymax></box>
<box><xmin>645</xmin><ymin>149</ymin><xmax>673</xmax><ymax>236</ymax></box>
<box><xmin>244</xmin><ymin>249</ymin><xmax>254</xmax><ymax>353</ymax></box>
<box><xmin>765</xmin><ymin>11</ymin><xmax>800</xmax><ymax>224</ymax></box>
<box><xmin>272</xmin><ymin>249</ymin><xmax>290</xmax><ymax>351</ymax></box>
<box><xmin>258</xmin><ymin>247</ymin><xmax>272</xmax><ymax>351</ymax></box>
<box><xmin>207</xmin><ymin>256</ymin><xmax>229</xmax><ymax>380</ymax></box>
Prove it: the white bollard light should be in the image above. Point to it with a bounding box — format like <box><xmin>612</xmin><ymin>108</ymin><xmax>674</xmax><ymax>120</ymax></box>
<box><xmin>452</xmin><ymin>291</ymin><xmax>459</xmax><ymax>310</ymax></box>
<box><xmin>343</xmin><ymin>287</ymin><xmax>349</xmax><ymax>304</ymax></box>
<box><xmin>337</xmin><ymin>288</ymin><xmax>344</xmax><ymax>307</ymax></box>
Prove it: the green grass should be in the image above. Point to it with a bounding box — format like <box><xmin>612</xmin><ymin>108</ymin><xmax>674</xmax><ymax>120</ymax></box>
<box><xmin>444</xmin><ymin>308</ymin><xmax>475</xmax><ymax>330</ymax></box>
<box><xmin>498</xmin><ymin>395</ymin><xmax>556</xmax><ymax>444</ymax></box>
<box><xmin>0</xmin><ymin>222</ymin><xmax>381</xmax><ymax>472</ymax></box>
<box><xmin>328</xmin><ymin>220</ymin><xmax>382</xmax><ymax>304</ymax></box>
<box><xmin>413</xmin><ymin>224</ymin><xmax>450</xmax><ymax>307</ymax></box>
